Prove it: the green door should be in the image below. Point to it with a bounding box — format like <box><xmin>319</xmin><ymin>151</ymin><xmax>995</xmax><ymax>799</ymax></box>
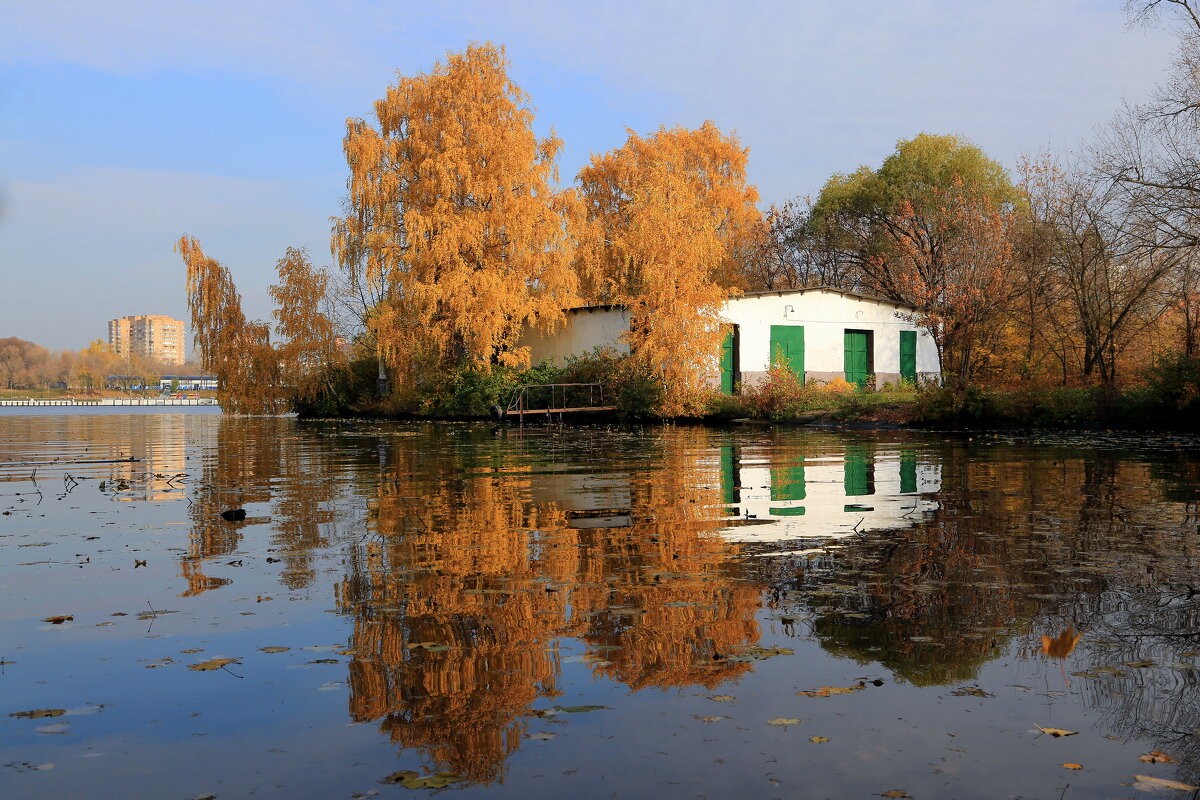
<box><xmin>769</xmin><ymin>326</ymin><xmax>805</xmax><ymax>379</ymax></box>
<box><xmin>900</xmin><ymin>451</ymin><xmax>917</xmax><ymax>494</ymax></box>
<box><xmin>899</xmin><ymin>330</ymin><xmax>917</xmax><ymax>384</ymax></box>
<box><xmin>844</xmin><ymin>445</ymin><xmax>874</xmax><ymax>496</ymax></box>
<box><xmin>720</xmin><ymin>330</ymin><xmax>735</xmax><ymax>395</ymax></box>
<box><xmin>844</xmin><ymin>330</ymin><xmax>870</xmax><ymax>387</ymax></box>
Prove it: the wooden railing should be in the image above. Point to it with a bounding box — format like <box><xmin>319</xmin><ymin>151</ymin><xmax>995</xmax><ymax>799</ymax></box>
<box><xmin>504</xmin><ymin>383</ymin><xmax>616</xmax><ymax>422</ymax></box>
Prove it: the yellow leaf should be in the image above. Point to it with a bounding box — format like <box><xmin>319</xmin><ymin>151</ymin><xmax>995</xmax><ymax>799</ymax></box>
<box><xmin>1062</xmin><ymin>763</ymin><xmax>1082</xmax><ymax>770</ymax></box>
<box><xmin>1138</xmin><ymin>751</ymin><xmax>1174</xmax><ymax>764</ymax></box>
<box><xmin>809</xmin><ymin>736</ymin><xmax>830</xmax><ymax>743</ymax></box>
<box><xmin>1040</xmin><ymin>626</ymin><xmax>1081</xmax><ymax>659</ymax></box>
<box><xmin>187</xmin><ymin>657</ymin><xmax>239</xmax><ymax>671</ymax></box>
<box><xmin>1034</xmin><ymin>724</ymin><xmax>1078</xmax><ymax>737</ymax></box>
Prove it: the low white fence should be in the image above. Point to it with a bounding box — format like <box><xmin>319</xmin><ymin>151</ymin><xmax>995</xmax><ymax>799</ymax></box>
<box><xmin>0</xmin><ymin>397</ymin><xmax>219</xmax><ymax>407</ymax></box>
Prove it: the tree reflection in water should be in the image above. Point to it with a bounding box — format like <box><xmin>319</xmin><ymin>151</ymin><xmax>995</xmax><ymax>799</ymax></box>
<box><xmin>175</xmin><ymin>421</ymin><xmax>1200</xmax><ymax>787</ymax></box>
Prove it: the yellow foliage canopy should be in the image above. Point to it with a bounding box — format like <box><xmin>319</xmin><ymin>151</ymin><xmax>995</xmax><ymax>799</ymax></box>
<box><xmin>576</xmin><ymin>122</ymin><xmax>761</xmax><ymax>403</ymax></box>
<box><xmin>331</xmin><ymin>43</ymin><xmax>578</xmax><ymax>394</ymax></box>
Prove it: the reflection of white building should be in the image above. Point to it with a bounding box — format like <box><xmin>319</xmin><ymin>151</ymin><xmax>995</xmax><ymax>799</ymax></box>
<box><xmin>717</xmin><ymin>447</ymin><xmax>940</xmax><ymax>547</ymax></box>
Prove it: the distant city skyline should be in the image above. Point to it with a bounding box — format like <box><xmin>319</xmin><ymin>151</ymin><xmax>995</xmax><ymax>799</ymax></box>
<box><xmin>0</xmin><ymin>0</ymin><xmax>1177</xmax><ymax>351</ymax></box>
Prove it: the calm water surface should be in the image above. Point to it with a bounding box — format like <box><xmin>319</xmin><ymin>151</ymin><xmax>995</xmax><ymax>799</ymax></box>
<box><xmin>2</xmin><ymin>411</ymin><xmax>1199</xmax><ymax>799</ymax></box>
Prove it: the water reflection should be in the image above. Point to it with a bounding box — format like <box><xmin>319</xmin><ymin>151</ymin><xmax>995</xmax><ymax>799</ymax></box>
<box><xmin>5</xmin><ymin>416</ymin><xmax>1200</xmax><ymax>796</ymax></box>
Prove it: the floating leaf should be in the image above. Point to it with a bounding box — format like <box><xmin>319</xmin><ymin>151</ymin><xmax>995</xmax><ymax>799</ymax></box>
<box><xmin>879</xmin><ymin>792</ymin><xmax>912</xmax><ymax>798</ymax></box>
<box><xmin>707</xmin><ymin>695</ymin><xmax>735</xmax><ymax>703</ymax></box>
<box><xmin>10</xmin><ymin>709</ymin><xmax>66</xmax><ymax>719</ymax></box>
<box><xmin>1041</xmin><ymin>627</ymin><xmax>1081</xmax><ymax>659</ymax></box>
<box><xmin>187</xmin><ymin>658</ymin><xmax>239</xmax><ymax>672</ymax></box>
<box><xmin>1062</xmin><ymin>763</ymin><xmax>1082</xmax><ymax>770</ymax></box>
<box><xmin>692</xmin><ymin>715</ymin><xmax>727</xmax><ymax>723</ymax></box>
<box><xmin>1133</xmin><ymin>774</ymin><xmax>1198</xmax><ymax>792</ymax></box>
<box><xmin>809</xmin><ymin>736</ymin><xmax>830</xmax><ymax>743</ymax></box>
<box><xmin>379</xmin><ymin>770</ymin><xmax>459</xmax><ymax>789</ymax></box>
<box><xmin>1124</xmin><ymin>660</ymin><xmax>1156</xmax><ymax>669</ymax></box>
<box><xmin>767</xmin><ymin>718</ymin><xmax>801</xmax><ymax>727</ymax></box>
<box><xmin>798</xmin><ymin>682</ymin><xmax>865</xmax><ymax>697</ymax></box>
<box><xmin>179</xmin><ymin>649</ymin><xmax>203</xmax><ymax>654</ymax></box>
<box><xmin>1034</xmin><ymin>724</ymin><xmax>1078</xmax><ymax>737</ymax></box>
<box><xmin>42</xmin><ymin>615</ymin><xmax>73</xmax><ymax>624</ymax></box>
<box><xmin>259</xmin><ymin>646</ymin><xmax>290</xmax><ymax>653</ymax></box>
<box><xmin>1139</xmin><ymin>752</ymin><xmax>1175</xmax><ymax>764</ymax></box>
<box><xmin>951</xmin><ymin>686</ymin><xmax>994</xmax><ymax>698</ymax></box>
<box><xmin>726</xmin><ymin>646</ymin><xmax>794</xmax><ymax>663</ymax></box>
<box><xmin>555</xmin><ymin>705</ymin><xmax>607</xmax><ymax>713</ymax></box>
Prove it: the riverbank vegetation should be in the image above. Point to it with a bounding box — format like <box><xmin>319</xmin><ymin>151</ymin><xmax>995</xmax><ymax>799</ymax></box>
<box><xmin>179</xmin><ymin>3</ymin><xmax>1200</xmax><ymax>429</ymax></box>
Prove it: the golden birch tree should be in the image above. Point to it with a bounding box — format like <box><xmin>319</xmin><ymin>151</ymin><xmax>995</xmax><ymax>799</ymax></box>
<box><xmin>177</xmin><ymin>235</ymin><xmax>286</xmax><ymax>414</ymax></box>
<box><xmin>330</xmin><ymin>43</ymin><xmax>578</xmax><ymax>400</ymax></box>
<box><xmin>575</xmin><ymin>122</ymin><xmax>762</xmax><ymax>406</ymax></box>
<box><xmin>269</xmin><ymin>247</ymin><xmax>343</xmax><ymax>404</ymax></box>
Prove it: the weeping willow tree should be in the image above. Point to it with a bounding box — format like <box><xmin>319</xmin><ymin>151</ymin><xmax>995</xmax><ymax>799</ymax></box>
<box><xmin>177</xmin><ymin>236</ymin><xmax>287</xmax><ymax>414</ymax></box>
<box><xmin>575</xmin><ymin>122</ymin><xmax>762</xmax><ymax>408</ymax></box>
<box><xmin>269</xmin><ymin>247</ymin><xmax>344</xmax><ymax>407</ymax></box>
<box><xmin>330</xmin><ymin>43</ymin><xmax>579</xmax><ymax>403</ymax></box>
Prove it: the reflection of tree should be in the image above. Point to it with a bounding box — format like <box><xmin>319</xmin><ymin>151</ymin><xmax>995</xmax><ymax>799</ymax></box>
<box><xmin>337</xmin><ymin>427</ymin><xmax>760</xmax><ymax>784</ymax></box>
<box><xmin>182</xmin><ymin>417</ymin><xmax>338</xmax><ymax>596</ymax></box>
<box><xmin>758</xmin><ymin>440</ymin><xmax>1200</xmax><ymax>780</ymax></box>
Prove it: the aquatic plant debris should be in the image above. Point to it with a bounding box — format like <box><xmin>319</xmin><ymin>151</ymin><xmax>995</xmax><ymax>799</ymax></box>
<box><xmin>379</xmin><ymin>770</ymin><xmax>459</xmax><ymax>789</ymax></box>
<box><xmin>797</xmin><ymin>682</ymin><xmax>866</xmax><ymax>697</ymax></box>
<box><xmin>1138</xmin><ymin>752</ymin><xmax>1174</xmax><ymax>764</ymax></box>
<box><xmin>767</xmin><ymin>718</ymin><xmax>801</xmax><ymax>727</ymax></box>
<box><xmin>1133</xmin><ymin>775</ymin><xmax>1198</xmax><ymax>792</ymax></box>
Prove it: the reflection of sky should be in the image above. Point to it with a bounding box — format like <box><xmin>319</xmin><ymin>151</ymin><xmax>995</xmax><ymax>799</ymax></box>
<box><xmin>717</xmin><ymin>447</ymin><xmax>940</xmax><ymax>548</ymax></box>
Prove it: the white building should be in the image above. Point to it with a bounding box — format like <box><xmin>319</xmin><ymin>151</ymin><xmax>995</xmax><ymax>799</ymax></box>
<box><xmin>521</xmin><ymin>287</ymin><xmax>941</xmax><ymax>391</ymax></box>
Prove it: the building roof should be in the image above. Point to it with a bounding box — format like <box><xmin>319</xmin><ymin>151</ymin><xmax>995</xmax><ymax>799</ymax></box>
<box><xmin>564</xmin><ymin>286</ymin><xmax>916</xmax><ymax>314</ymax></box>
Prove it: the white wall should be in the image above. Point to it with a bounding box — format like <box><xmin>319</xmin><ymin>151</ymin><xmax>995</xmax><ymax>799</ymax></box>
<box><xmin>521</xmin><ymin>307</ymin><xmax>631</xmax><ymax>365</ymax></box>
<box><xmin>518</xmin><ymin>290</ymin><xmax>942</xmax><ymax>381</ymax></box>
<box><xmin>721</xmin><ymin>290</ymin><xmax>939</xmax><ymax>378</ymax></box>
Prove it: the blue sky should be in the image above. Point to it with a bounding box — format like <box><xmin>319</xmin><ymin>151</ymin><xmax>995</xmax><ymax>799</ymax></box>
<box><xmin>0</xmin><ymin>0</ymin><xmax>1176</xmax><ymax>352</ymax></box>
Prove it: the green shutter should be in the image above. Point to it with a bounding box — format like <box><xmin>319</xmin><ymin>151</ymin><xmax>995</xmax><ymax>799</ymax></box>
<box><xmin>844</xmin><ymin>446</ymin><xmax>873</xmax><ymax>496</ymax></box>
<box><xmin>769</xmin><ymin>326</ymin><xmax>805</xmax><ymax>379</ymax></box>
<box><xmin>899</xmin><ymin>330</ymin><xmax>917</xmax><ymax>384</ymax></box>
<box><xmin>900</xmin><ymin>452</ymin><xmax>917</xmax><ymax>494</ymax></box>
<box><xmin>720</xmin><ymin>331</ymin><xmax>735</xmax><ymax>395</ymax></box>
<box><xmin>844</xmin><ymin>330</ymin><xmax>869</xmax><ymax>387</ymax></box>
<box><xmin>770</xmin><ymin>463</ymin><xmax>806</xmax><ymax>502</ymax></box>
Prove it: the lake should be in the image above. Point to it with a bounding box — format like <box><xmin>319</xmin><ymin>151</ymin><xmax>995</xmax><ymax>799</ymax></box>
<box><xmin>2</xmin><ymin>411</ymin><xmax>1199</xmax><ymax>799</ymax></box>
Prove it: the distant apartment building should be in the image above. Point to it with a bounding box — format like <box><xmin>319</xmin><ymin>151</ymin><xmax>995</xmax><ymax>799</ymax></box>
<box><xmin>107</xmin><ymin>314</ymin><xmax>186</xmax><ymax>366</ymax></box>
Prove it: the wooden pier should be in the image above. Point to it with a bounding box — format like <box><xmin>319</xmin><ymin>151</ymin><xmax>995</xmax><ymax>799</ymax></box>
<box><xmin>505</xmin><ymin>383</ymin><xmax>616</xmax><ymax>422</ymax></box>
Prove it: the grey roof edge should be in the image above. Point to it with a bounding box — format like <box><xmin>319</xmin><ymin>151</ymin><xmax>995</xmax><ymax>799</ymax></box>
<box><xmin>564</xmin><ymin>286</ymin><xmax>916</xmax><ymax>314</ymax></box>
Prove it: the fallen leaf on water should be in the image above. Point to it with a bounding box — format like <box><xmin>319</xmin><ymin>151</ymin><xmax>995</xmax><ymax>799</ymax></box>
<box><xmin>1041</xmin><ymin>627</ymin><xmax>1081</xmax><ymax>659</ymax></box>
<box><xmin>259</xmin><ymin>646</ymin><xmax>290</xmax><ymax>654</ymax></box>
<box><xmin>1133</xmin><ymin>774</ymin><xmax>1198</xmax><ymax>792</ymax></box>
<box><xmin>798</xmin><ymin>682</ymin><xmax>866</xmax><ymax>697</ymax></box>
<box><xmin>42</xmin><ymin>616</ymin><xmax>73</xmax><ymax>624</ymax></box>
<box><xmin>951</xmin><ymin>686</ymin><xmax>994</xmax><ymax>698</ymax></box>
<box><xmin>379</xmin><ymin>770</ymin><xmax>459</xmax><ymax>789</ymax></box>
<box><xmin>187</xmin><ymin>658</ymin><xmax>239</xmax><ymax>672</ymax></box>
<box><xmin>405</xmin><ymin>642</ymin><xmax>450</xmax><ymax>652</ymax></box>
<box><xmin>179</xmin><ymin>649</ymin><xmax>203</xmax><ymax>654</ymax></box>
<box><xmin>1034</xmin><ymin>724</ymin><xmax>1078</xmax><ymax>737</ymax></box>
<box><xmin>1139</xmin><ymin>752</ymin><xmax>1174</xmax><ymax>764</ymax></box>
<box><xmin>707</xmin><ymin>695</ymin><xmax>735</xmax><ymax>703</ymax></box>
<box><xmin>1062</xmin><ymin>763</ymin><xmax>1082</xmax><ymax>770</ymax></box>
<box><xmin>1124</xmin><ymin>660</ymin><xmax>1155</xmax><ymax>669</ymax></box>
<box><xmin>692</xmin><ymin>715</ymin><xmax>727</xmax><ymax>723</ymax></box>
<box><xmin>809</xmin><ymin>736</ymin><xmax>830</xmax><ymax>743</ymax></box>
<box><xmin>879</xmin><ymin>792</ymin><xmax>912</xmax><ymax>799</ymax></box>
<box><xmin>555</xmin><ymin>705</ymin><xmax>606</xmax><ymax>713</ymax></box>
<box><xmin>767</xmin><ymin>718</ymin><xmax>801</xmax><ymax>727</ymax></box>
<box><xmin>726</xmin><ymin>646</ymin><xmax>794</xmax><ymax>663</ymax></box>
<box><xmin>10</xmin><ymin>709</ymin><xmax>66</xmax><ymax>719</ymax></box>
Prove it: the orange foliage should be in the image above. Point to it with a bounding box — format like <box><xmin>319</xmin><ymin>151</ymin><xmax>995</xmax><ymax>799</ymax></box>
<box><xmin>576</xmin><ymin>122</ymin><xmax>762</xmax><ymax>406</ymax></box>
<box><xmin>331</xmin><ymin>43</ymin><xmax>578</xmax><ymax>398</ymax></box>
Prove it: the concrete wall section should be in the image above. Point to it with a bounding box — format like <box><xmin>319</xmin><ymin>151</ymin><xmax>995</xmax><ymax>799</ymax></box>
<box><xmin>520</xmin><ymin>307</ymin><xmax>631</xmax><ymax>366</ymax></box>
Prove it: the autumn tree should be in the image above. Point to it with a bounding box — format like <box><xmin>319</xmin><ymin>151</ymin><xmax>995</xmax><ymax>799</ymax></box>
<box><xmin>330</xmin><ymin>43</ymin><xmax>578</xmax><ymax>402</ymax></box>
<box><xmin>575</xmin><ymin>122</ymin><xmax>762</xmax><ymax>404</ymax></box>
<box><xmin>269</xmin><ymin>247</ymin><xmax>343</xmax><ymax>405</ymax></box>
<box><xmin>812</xmin><ymin>134</ymin><xmax>1021</xmax><ymax>384</ymax></box>
<box><xmin>177</xmin><ymin>236</ymin><xmax>286</xmax><ymax>414</ymax></box>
